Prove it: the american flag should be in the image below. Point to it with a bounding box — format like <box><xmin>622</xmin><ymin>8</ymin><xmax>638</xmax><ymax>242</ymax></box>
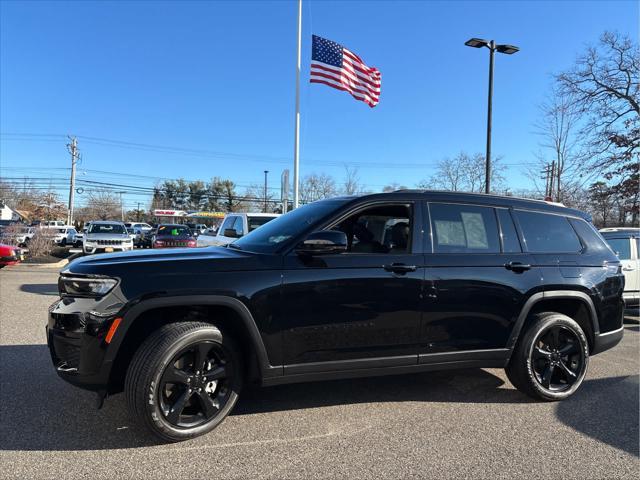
<box><xmin>310</xmin><ymin>35</ymin><xmax>381</xmax><ymax>108</ymax></box>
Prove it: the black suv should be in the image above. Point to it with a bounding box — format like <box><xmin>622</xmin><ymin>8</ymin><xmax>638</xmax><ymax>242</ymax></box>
<box><xmin>47</xmin><ymin>191</ymin><xmax>625</xmax><ymax>441</ymax></box>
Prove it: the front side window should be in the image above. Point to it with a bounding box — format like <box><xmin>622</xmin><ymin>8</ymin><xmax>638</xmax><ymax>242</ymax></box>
<box><xmin>331</xmin><ymin>204</ymin><xmax>412</xmax><ymax>254</ymax></box>
<box><xmin>604</xmin><ymin>238</ymin><xmax>631</xmax><ymax>260</ymax></box>
<box><xmin>430</xmin><ymin>203</ymin><xmax>500</xmax><ymax>254</ymax></box>
<box><xmin>515</xmin><ymin>211</ymin><xmax>582</xmax><ymax>253</ymax></box>
<box><xmin>219</xmin><ymin>216</ymin><xmax>236</xmax><ymax>235</ymax></box>
<box><xmin>232</xmin><ymin>217</ymin><xmax>244</xmax><ymax>236</ymax></box>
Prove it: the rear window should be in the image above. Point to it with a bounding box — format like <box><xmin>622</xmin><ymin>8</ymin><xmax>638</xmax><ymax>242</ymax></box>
<box><xmin>515</xmin><ymin>211</ymin><xmax>582</xmax><ymax>253</ymax></box>
<box><xmin>248</xmin><ymin>216</ymin><xmax>276</xmax><ymax>232</ymax></box>
<box><xmin>569</xmin><ymin>219</ymin><xmax>611</xmax><ymax>254</ymax></box>
<box><xmin>604</xmin><ymin>237</ymin><xmax>631</xmax><ymax>260</ymax></box>
<box><xmin>429</xmin><ymin>203</ymin><xmax>500</xmax><ymax>253</ymax></box>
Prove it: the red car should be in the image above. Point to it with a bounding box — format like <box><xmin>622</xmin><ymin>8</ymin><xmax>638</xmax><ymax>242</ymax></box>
<box><xmin>0</xmin><ymin>244</ymin><xmax>24</xmax><ymax>267</ymax></box>
<box><xmin>152</xmin><ymin>224</ymin><xmax>197</xmax><ymax>249</ymax></box>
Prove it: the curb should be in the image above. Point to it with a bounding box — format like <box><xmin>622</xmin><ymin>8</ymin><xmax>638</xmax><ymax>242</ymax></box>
<box><xmin>19</xmin><ymin>252</ymin><xmax>83</xmax><ymax>270</ymax></box>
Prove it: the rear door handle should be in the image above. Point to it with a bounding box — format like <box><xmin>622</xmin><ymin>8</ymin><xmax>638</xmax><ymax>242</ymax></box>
<box><xmin>383</xmin><ymin>263</ymin><xmax>417</xmax><ymax>274</ymax></box>
<box><xmin>505</xmin><ymin>261</ymin><xmax>531</xmax><ymax>272</ymax></box>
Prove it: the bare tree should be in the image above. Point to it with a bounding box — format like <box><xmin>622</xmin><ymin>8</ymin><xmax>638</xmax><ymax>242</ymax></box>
<box><xmin>300</xmin><ymin>173</ymin><xmax>338</xmax><ymax>204</ymax></box>
<box><xmin>242</xmin><ymin>183</ymin><xmax>275</xmax><ymax>212</ymax></box>
<box><xmin>418</xmin><ymin>152</ymin><xmax>505</xmax><ymax>193</ymax></box>
<box><xmin>342</xmin><ymin>166</ymin><xmax>362</xmax><ymax>195</ymax></box>
<box><xmin>556</xmin><ymin>31</ymin><xmax>639</xmax><ymax>178</ymax></box>
<box><xmin>84</xmin><ymin>189</ymin><xmax>121</xmax><ymax>220</ymax></box>
<box><xmin>530</xmin><ymin>88</ymin><xmax>585</xmax><ymax>202</ymax></box>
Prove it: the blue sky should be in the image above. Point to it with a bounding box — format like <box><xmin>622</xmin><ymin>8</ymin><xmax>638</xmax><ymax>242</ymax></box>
<box><xmin>1</xmin><ymin>0</ymin><xmax>638</xmax><ymax>209</ymax></box>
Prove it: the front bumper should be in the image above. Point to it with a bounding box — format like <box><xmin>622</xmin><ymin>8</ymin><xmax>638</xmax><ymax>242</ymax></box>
<box><xmin>46</xmin><ymin>297</ymin><xmax>121</xmax><ymax>391</ymax></box>
<box><xmin>83</xmin><ymin>245</ymin><xmax>133</xmax><ymax>255</ymax></box>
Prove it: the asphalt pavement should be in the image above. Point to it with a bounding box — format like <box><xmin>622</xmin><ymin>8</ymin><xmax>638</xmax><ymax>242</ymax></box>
<box><xmin>1</xmin><ymin>265</ymin><xmax>638</xmax><ymax>479</ymax></box>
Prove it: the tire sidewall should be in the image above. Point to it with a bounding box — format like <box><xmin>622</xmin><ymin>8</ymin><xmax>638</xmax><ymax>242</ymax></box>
<box><xmin>144</xmin><ymin>326</ymin><xmax>242</xmax><ymax>441</ymax></box>
<box><xmin>524</xmin><ymin>314</ymin><xmax>589</xmax><ymax>400</ymax></box>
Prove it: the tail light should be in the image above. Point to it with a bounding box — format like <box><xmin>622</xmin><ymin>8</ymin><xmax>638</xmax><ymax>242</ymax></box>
<box><xmin>187</xmin><ymin>240</ymin><xmax>197</xmax><ymax>247</ymax></box>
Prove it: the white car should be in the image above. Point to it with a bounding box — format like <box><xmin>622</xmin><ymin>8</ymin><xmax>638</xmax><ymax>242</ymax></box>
<box><xmin>600</xmin><ymin>228</ymin><xmax>639</xmax><ymax>313</ymax></box>
<box><xmin>52</xmin><ymin>227</ymin><xmax>77</xmax><ymax>246</ymax></box>
<box><xmin>83</xmin><ymin>221</ymin><xmax>133</xmax><ymax>255</ymax></box>
<box><xmin>7</xmin><ymin>226</ymin><xmax>36</xmax><ymax>247</ymax></box>
<box><xmin>197</xmin><ymin>213</ymin><xmax>279</xmax><ymax>247</ymax></box>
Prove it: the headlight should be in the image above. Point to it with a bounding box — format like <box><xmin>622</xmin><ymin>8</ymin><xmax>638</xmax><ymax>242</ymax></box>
<box><xmin>58</xmin><ymin>276</ymin><xmax>118</xmax><ymax>298</ymax></box>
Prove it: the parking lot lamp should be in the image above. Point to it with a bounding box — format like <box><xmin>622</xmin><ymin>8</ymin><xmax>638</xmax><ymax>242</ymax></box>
<box><xmin>464</xmin><ymin>38</ymin><xmax>519</xmax><ymax>193</ymax></box>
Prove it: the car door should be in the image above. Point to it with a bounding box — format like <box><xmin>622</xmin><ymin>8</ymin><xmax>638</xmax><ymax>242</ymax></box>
<box><xmin>281</xmin><ymin>201</ymin><xmax>425</xmax><ymax>372</ymax></box>
<box><xmin>421</xmin><ymin>203</ymin><xmax>541</xmax><ymax>360</ymax></box>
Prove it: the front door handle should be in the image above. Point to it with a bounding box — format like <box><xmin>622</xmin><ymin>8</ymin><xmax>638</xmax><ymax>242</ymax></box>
<box><xmin>383</xmin><ymin>263</ymin><xmax>417</xmax><ymax>274</ymax></box>
<box><xmin>622</xmin><ymin>266</ymin><xmax>635</xmax><ymax>271</ymax></box>
<box><xmin>505</xmin><ymin>261</ymin><xmax>531</xmax><ymax>272</ymax></box>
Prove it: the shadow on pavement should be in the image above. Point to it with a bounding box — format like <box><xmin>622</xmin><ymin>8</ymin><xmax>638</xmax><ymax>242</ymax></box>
<box><xmin>556</xmin><ymin>375</ymin><xmax>639</xmax><ymax>457</ymax></box>
<box><xmin>1</xmin><ymin>343</ymin><xmax>637</xmax><ymax>455</ymax></box>
<box><xmin>0</xmin><ymin>344</ymin><xmax>530</xmax><ymax>451</ymax></box>
<box><xmin>19</xmin><ymin>283</ymin><xmax>59</xmax><ymax>296</ymax></box>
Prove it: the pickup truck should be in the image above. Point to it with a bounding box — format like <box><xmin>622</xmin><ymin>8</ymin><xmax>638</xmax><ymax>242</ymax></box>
<box><xmin>197</xmin><ymin>212</ymin><xmax>279</xmax><ymax>247</ymax></box>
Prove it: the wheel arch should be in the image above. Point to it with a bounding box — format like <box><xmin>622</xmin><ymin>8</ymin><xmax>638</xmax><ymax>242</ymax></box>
<box><xmin>105</xmin><ymin>296</ymin><xmax>280</xmax><ymax>393</ymax></box>
<box><xmin>506</xmin><ymin>290</ymin><xmax>600</xmax><ymax>360</ymax></box>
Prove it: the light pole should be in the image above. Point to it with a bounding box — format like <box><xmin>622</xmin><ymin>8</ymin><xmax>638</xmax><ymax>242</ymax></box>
<box><xmin>263</xmin><ymin>170</ymin><xmax>269</xmax><ymax>213</ymax></box>
<box><xmin>117</xmin><ymin>191</ymin><xmax>126</xmax><ymax>222</ymax></box>
<box><xmin>465</xmin><ymin>38</ymin><xmax>519</xmax><ymax>194</ymax></box>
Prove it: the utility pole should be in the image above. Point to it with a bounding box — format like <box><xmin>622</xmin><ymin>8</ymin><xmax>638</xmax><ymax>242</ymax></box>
<box><xmin>263</xmin><ymin>170</ymin><xmax>269</xmax><ymax>213</ymax></box>
<box><xmin>117</xmin><ymin>191</ymin><xmax>125</xmax><ymax>222</ymax></box>
<box><xmin>541</xmin><ymin>162</ymin><xmax>556</xmax><ymax>201</ymax></box>
<box><xmin>137</xmin><ymin>202</ymin><xmax>141</xmax><ymax>221</ymax></box>
<box><xmin>66</xmin><ymin>136</ymin><xmax>79</xmax><ymax>225</ymax></box>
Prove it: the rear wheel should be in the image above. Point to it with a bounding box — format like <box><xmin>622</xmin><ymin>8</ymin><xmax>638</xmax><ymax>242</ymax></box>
<box><xmin>125</xmin><ymin>322</ymin><xmax>243</xmax><ymax>442</ymax></box>
<box><xmin>506</xmin><ymin>312</ymin><xmax>589</xmax><ymax>401</ymax></box>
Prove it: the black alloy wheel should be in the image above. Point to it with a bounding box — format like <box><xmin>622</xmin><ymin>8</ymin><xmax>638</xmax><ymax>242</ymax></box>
<box><xmin>158</xmin><ymin>341</ymin><xmax>232</xmax><ymax>428</ymax></box>
<box><xmin>530</xmin><ymin>325</ymin><xmax>585</xmax><ymax>392</ymax></box>
<box><xmin>125</xmin><ymin>322</ymin><xmax>242</xmax><ymax>442</ymax></box>
<box><xmin>505</xmin><ymin>312</ymin><xmax>589</xmax><ymax>401</ymax></box>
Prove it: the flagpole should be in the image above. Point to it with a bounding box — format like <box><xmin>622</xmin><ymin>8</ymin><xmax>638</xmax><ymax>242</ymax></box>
<box><xmin>293</xmin><ymin>0</ymin><xmax>302</xmax><ymax>209</ymax></box>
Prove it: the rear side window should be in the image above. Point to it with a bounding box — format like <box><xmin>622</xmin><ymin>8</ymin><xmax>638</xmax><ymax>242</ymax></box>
<box><xmin>604</xmin><ymin>238</ymin><xmax>631</xmax><ymax>260</ymax></box>
<box><xmin>429</xmin><ymin>203</ymin><xmax>500</xmax><ymax>253</ymax></box>
<box><xmin>515</xmin><ymin>211</ymin><xmax>582</xmax><ymax>253</ymax></box>
<box><xmin>568</xmin><ymin>218</ymin><xmax>611</xmax><ymax>254</ymax></box>
<box><xmin>496</xmin><ymin>209</ymin><xmax>521</xmax><ymax>253</ymax></box>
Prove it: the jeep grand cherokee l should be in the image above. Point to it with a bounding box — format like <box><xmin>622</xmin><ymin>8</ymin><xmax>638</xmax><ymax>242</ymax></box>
<box><xmin>47</xmin><ymin>191</ymin><xmax>625</xmax><ymax>442</ymax></box>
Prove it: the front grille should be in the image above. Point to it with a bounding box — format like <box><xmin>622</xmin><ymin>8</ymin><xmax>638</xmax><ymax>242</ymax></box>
<box><xmin>96</xmin><ymin>239</ymin><xmax>122</xmax><ymax>246</ymax></box>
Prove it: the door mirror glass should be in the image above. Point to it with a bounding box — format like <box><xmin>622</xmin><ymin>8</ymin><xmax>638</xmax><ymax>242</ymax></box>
<box><xmin>224</xmin><ymin>228</ymin><xmax>241</xmax><ymax>238</ymax></box>
<box><xmin>296</xmin><ymin>230</ymin><xmax>347</xmax><ymax>255</ymax></box>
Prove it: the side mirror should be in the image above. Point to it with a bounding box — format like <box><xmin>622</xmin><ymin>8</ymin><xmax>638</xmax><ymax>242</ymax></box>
<box><xmin>296</xmin><ymin>230</ymin><xmax>347</xmax><ymax>255</ymax></box>
<box><xmin>224</xmin><ymin>228</ymin><xmax>241</xmax><ymax>238</ymax></box>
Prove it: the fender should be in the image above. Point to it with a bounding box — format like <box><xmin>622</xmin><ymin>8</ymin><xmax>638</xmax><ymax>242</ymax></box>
<box><xmin>104</xmin><ymin>295</ymin><xmax>283</xmax><ymax>379</ymax></box>
<box><xmin>505</xmin><ymin>290</ymin><xmax>600</xmax><ymax>361</ymax></box>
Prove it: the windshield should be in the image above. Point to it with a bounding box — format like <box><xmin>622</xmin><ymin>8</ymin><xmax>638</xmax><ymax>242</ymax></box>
<box><xmin>157</xmin><ymin>225</ymin><xmax>191</xmax><ymax>237</ymax></box>
<box><xmin>88</xmin><ymin>223</ymin><xmax>126</xmax><ymax>234</ymax></box>
<box><xmin>233</xmin><ymin>199</ymin><xmax>347</xmax><ymax>253</ymax></box>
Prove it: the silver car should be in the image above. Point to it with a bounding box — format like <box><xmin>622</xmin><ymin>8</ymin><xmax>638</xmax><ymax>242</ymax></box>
<box><xmin>83</xmin><ymin>221</ymin><xmax>133</xmax><ymax>255</ymax></box>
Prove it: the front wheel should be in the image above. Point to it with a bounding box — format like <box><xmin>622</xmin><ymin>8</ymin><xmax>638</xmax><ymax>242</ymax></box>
<box><xmin>125</xmin><ymin>322</ymin><xmax>243</xmax><ymax>442</ymax></box>
<box><xmin>506</xmin><ymin>312</ymin><xmax>589</xmax><ymax>401</ymax></box>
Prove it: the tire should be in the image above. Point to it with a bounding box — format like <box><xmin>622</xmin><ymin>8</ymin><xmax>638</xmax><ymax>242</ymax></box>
<box><xmin>506</xmin><ymin>312</ymin><xmax>589</xmax><ymax>401</ymax></box>
<box><xmin>125</xmin><ymin>322</ymin><xmax>243</xmax><ymax>442</ymax></box>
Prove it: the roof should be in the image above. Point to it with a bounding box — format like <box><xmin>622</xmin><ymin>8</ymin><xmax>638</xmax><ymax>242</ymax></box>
<box><xmin>339</xmin><ymin>190</ymin><xmax>590</xmax><ymax>220</ymax></box>
<box><xmin>600</xmin><ymin>227</ymin><xmax>639</xmax><ymax>237</ymax></box>
<box><xmin>90</xmin><ymin>220</ymin><xmax>126</xmax><ymax>225</ymax></box>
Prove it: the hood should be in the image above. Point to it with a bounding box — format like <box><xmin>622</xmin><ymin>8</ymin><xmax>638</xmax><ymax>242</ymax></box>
<box><xmin>64</xmin><ymin>246</ymin><xmax>278</xmax><ymax>278</ymax></box>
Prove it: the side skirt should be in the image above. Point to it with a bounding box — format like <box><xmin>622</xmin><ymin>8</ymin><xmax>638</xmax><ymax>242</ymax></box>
<box><xmin>262</xmin><ymin>349</ymin><xmax>509</xmax><ymax>387</ymax></box>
